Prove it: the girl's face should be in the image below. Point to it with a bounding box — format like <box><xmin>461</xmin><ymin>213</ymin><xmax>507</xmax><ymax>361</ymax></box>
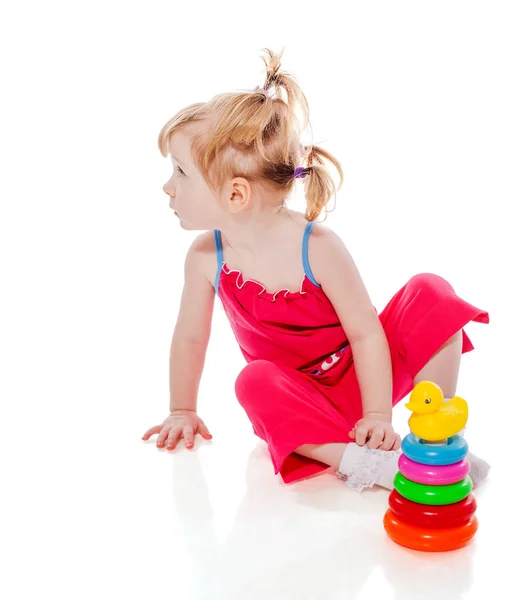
<box><xmin>163</xmin><ymin>131</ymin><xmax>225</xmax><ymax>231</ymax></box>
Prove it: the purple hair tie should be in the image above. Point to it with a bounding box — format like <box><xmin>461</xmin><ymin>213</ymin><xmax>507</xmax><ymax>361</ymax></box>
<box><xmin>294</xmin><ymin>166</ymin><xmax>308</xmax><ymax>179</ymax></box>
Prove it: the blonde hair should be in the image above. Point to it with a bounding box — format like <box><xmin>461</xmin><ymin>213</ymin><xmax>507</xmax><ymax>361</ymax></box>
<box><xmin>157</xmin><ymin>47</ymin><xmax>344</xmax><ymax>222</ymax></box>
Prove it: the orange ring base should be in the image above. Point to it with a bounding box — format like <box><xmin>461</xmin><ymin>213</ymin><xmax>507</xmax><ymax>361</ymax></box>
<box><xmin>383</xmin><ymin>509</ymin><xmax>479</xmax><ymax>552</ymax></box>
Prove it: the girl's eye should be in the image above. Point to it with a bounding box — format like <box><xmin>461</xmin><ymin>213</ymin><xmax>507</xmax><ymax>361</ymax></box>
<box><xmin>175</xmin><ymin>165</ymin><xmax>185</xmax><ymax>176</ymax></box>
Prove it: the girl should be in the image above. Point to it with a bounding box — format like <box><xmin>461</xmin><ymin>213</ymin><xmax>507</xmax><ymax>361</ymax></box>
<box><xmin>142</xmin><ymin>47</ymin><xmax>490</xmax><ymax>493</ymax></box>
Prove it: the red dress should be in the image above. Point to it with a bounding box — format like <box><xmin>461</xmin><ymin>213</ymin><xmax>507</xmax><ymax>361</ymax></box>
<box><xmin>213</xmin><ymin>222</ymin><xmax>489</xmax><ymax>484</ymax></box>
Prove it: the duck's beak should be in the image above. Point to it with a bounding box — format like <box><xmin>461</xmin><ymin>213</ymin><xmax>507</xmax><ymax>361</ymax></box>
<box><xmin>405</xmin><ymin>402</ymin><xmax>416</xmax><ymax>411</ymax></box>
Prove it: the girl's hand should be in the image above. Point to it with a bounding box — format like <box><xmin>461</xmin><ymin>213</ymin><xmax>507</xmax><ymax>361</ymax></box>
<box><xmin>349</xmin><ymin>412</ymin><xmax>401</xmax><ymax>451</ymax></box>
<box><xmin>142</xmin><ymin>409</ymin><xmax>212</xmax><ymax>450</ymax></box>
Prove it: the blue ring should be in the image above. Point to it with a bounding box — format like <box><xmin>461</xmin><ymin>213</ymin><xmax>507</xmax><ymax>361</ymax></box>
<box><xmin>401</xmin><ymin>434</ymin><xmax>469</xmax><ymax>466</ymax></box>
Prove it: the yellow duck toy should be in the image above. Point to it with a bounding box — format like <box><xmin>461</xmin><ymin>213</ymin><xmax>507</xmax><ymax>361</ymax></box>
<box><xmin>405</xmin><ymin>381</ymin><xmax>468</xmax><ymax>441</ymax></box>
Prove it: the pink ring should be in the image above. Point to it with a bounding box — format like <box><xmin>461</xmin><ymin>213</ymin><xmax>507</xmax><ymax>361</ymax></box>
<box><xmin>398</xmin><ymin>454</ymin><xmax>469</xmax><ymax>485</ymax></box>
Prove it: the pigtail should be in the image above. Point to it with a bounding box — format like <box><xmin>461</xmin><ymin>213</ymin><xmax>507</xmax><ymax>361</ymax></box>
<box><xmin>299</xmin><ymin>144</ymin><xmax>344</xmax><ymax>222</ymax></box>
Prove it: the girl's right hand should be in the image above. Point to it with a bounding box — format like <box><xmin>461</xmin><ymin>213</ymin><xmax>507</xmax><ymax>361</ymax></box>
<box><xmin>142</xmin><ymin>409</ymin><xmax>212</xmax><ymax>450</ymax></box>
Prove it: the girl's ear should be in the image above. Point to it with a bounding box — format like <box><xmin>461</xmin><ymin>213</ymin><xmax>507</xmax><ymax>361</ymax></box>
<box><xmin>227</xmin><ymin>177</ymin><xmax>251</xmax><ymax>214</ymax></box>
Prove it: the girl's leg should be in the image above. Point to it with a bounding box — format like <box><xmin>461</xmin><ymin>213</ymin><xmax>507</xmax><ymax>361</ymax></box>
<box><xmin>235</xmin><ymin>360</ymin><xmax>351</xmax><ymax>483</ymax></box>
<box><xmin>294</xmin><ymin>443</ymin><xmax>347</xmax><ymax>469</ymax></box>
<box><xmin>235</xmin><ymin>360</ymin><xmax>400</xmax><ymax>490</ymax></box>
<box><xmin>412</xmin><ymin>330</ymin><xmax>463</xmax><ymax>397</ymax></box>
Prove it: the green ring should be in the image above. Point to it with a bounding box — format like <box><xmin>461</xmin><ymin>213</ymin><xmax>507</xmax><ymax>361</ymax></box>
<box><xmin>393</xmin><ymin>472</ymin><xmax>473</xmax><ymax>505</ymax></box>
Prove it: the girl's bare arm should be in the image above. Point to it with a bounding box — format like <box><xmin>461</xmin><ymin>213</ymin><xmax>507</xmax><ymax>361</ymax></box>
<box><xmin>168</xmin><ymin>233</ymin><xmax>216</xmax><ymax>412</ymax></box>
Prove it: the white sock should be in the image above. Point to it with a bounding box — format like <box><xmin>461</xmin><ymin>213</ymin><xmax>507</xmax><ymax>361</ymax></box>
<box><xmin>467</xmin><ymin>451</ymin><xmax>491</xmax><ymax>487</ymax></box>
<box><xmin>336</xmin><ymin>443</ymin><xmax>401</xmax><ymax>493</ymax></box>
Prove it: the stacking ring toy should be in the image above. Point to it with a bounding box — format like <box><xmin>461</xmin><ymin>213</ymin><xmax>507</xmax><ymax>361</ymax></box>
<box><xmin>394</xmin><ymin>472</ymin><xmax>472</xmax><ymax>505</ymax></box>
<box><xmin>398</xmin><ymin>455</ymin><xmax>469</xmax><ymax>485</ymax></box>
<box><xmin>383</xmin><ymin>509</ymin><xmax>479</xmax><ymax>552</ymax></box>
<box><xmin>401</xmin><ymin>433</ymin><xmax>468</xmax><ymax>466</ymax></box>
<box><xmin>388</xmin><ymin>490</ymin><xmax>477</xmax><ymax>528</ymax></box>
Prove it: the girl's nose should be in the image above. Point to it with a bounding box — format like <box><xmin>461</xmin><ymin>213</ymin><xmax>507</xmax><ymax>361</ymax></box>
<box><xmin>163</xmin><ymin>181</ymin><xmax>177</xmax><ymax>201</ymax></box>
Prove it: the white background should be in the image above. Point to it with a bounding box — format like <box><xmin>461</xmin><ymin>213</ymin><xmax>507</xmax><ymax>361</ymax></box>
<box><xmin>1</xmin><ymin>1</ymin><xmax>523</xmax><ymax>598</ymax></box>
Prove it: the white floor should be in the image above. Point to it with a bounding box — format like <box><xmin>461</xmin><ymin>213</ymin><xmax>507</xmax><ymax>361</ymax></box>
<box><xmin>3</xmin><ymin>316</ymin><xmax>522</xmax><ymax>599</ymax></box>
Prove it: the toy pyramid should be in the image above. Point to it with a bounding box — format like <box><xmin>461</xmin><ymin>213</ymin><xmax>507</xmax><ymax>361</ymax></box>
<box><xmin>383</xmin><ymin>381</ymin><xmax>478</xmax><ymax>552</ymax></box>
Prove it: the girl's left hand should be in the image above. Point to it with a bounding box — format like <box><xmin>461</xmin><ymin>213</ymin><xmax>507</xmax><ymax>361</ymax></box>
<box><xmin>349</xmin><ymin>413</ymin><xmax>401</xmax><ymax>451</ymax></box>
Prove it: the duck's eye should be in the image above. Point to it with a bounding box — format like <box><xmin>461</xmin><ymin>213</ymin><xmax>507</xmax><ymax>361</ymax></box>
<box><xmin>425</xmin><ymin>398</ymin><xmax>431</xmax><ymax>404</ymax></box>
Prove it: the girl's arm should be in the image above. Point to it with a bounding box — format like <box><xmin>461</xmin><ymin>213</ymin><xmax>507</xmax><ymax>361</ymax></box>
<box><xmin>309</xmin><ymin>225</ymin><xmax>392</xmax><ymax>419</ymax></box>
<box><xmin>169</xmin><ymin>233</ymin><xmax>216</xmax><ymax>412</ymax></box>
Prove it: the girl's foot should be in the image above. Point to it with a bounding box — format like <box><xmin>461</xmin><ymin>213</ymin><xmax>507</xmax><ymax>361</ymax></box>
<box><xmin>335</xmin><ymin>443</ymin><xmax>401</xmax><ymax>493</ymax></box>
<box><xmin>467</xmin><ymin>451</ymin><xmax>491</xmax><ymax>488</ymax></box>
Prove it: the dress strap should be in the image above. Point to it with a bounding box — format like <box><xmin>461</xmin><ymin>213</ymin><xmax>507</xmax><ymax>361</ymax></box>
<box><xmin>302</xmin><ymin>221</ymin><xmax>321</xmax><ymax>287</ymax></box>
<box><xmin>213</xmin><ymin>230</ymin><xmax>224</xmax><ymax>297</ymax></box>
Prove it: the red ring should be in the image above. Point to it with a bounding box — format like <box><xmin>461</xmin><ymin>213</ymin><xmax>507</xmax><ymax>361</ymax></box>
<box><xmin>388</xmin><ymin>489</ymin><xmax>477</xmax><ymax>528</ymax></box>
<box><xmin>384</xmin><ymin>509</ymin><xmax>479</xmax><ymax>552</ymax></box>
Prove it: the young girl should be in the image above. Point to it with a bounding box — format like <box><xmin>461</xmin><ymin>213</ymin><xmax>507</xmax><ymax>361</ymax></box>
<box><xmin>142</xmin><ymin>47</ymin><xmax>490</xmax><ymax>493</ymax></box>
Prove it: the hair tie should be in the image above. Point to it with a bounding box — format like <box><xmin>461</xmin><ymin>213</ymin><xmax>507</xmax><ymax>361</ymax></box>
<box><xmin>294</xmin><ymin>166</ymin><xmax>308</xmax><ymax>179</ymax></box>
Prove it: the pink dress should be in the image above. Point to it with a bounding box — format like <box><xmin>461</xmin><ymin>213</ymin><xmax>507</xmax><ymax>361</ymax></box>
<box><xmin>213</xmin><ymin>221</ymin><xmax>489</xmax><ymax>484</ymax></box>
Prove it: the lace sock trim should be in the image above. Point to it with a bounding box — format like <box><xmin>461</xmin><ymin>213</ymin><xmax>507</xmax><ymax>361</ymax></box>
<box><xmin>335</xmin><ymin>445</ymin><xmax>401</xmax><ymax>493</ymax></box>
